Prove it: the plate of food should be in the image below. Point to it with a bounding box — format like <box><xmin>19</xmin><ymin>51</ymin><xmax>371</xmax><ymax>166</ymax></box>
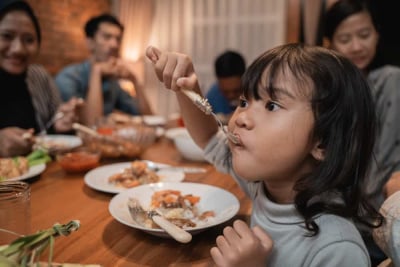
<box><xmin>0</xmin><ymin>150</ymin><xmax>50</xmax><ymax>181</ymax></box>
<box><xmin>0</xmin><ymin>159</ymin><xmax>46</xmax><ymax>182</ymax></box>
<box><xmin>84</xmin><ymin>161</ymin><xmax>185</xmax><ymax>194</ymax></box>
<box><xmin>109</xmin><ymin>182</ymin><xmax>240</xmax><ymax>238</ymax></box>
<box><xmin>34</xmin><ymin>135</ymin><xmax>82</xmax><ymax>153</ymax></box>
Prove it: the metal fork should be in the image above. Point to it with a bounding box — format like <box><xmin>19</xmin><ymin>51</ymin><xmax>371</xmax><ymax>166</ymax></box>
<box><xmin>181</xmin><ymin>90</ymin><xmax>240</xmax><ymax>144</ymax></box>
<box><xmin>127</xmin><ymin>198</ymin><xmax>192</xmax><ymax>243</ymax></box>
<box><xmin>39</xmin><ymin>112</ymin><xmax>65</xmax><ymax>135</ymax></box>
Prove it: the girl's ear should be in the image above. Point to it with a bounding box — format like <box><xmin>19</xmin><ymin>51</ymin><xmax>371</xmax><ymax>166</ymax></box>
<box><xmin>311</xmin><ymin>142</ymin><xmax>325</xmax><ymax>161</ymax></box>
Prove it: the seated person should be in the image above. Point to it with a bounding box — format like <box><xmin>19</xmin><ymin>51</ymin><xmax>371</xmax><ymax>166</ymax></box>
<box><xmin>206</xmin><ymin>51</ymin><xmax>245</xmax><ymax>120</ymax></box>
<box><xmin>324</xmin><ymin>0</ymin><xmax>400</xmax><ymax>264</ymax></box>
<box><xmin>0</xmin><ymin>0</ymin><xmax>82</xmax><ymax>157</ymax></box>
<box><xmin>55</xmin><ymin>14</ymin><xmax>152</xmax><ymax>126</ymax></box>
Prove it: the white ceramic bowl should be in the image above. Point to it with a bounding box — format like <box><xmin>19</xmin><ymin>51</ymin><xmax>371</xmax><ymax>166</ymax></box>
<box><xmin>165</xmin><ymin>128</ymin><xmax>205</xmax><ymax>162</ymax></box>
<box><xmin>109</xmin><ymin>182</ymin><xmax>240</xmax><ymax>238</ymax></box>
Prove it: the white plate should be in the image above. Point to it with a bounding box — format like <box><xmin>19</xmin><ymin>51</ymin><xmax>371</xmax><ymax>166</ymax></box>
<box><xmin>142</xmin><ymin>115</ymin><xmax>166</xmax><ymax>126</ymax></box>
<box><xmin>84</xmin><ymin>161</ymin><xmax>185</xmax><ymax>194</ymax></box>
<box><xmin>131</xmin><ymin>115</ymin><xmax>166</xmax><ymax>126</ymax></box>
<box><xmin>35</xmin><ymin>135</ymin><xmax>82</xmax><ymax>151</ymax></box>
<box><xmin>6</xmin><ymin>163</ymin><xmax>46</xmax><ymax>181</ymax></box>
<box><xmin>109</xmin><ymin>182</ymin><xmax>240</xmax><ymax>238</ymax></box>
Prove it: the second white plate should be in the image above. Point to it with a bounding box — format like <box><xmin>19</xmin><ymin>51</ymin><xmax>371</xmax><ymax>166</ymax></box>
<box><xmin>84</xmin><ymin>161</ymin><xmax>185</xmax><ymax>194</ymax></box>
<box><xmin>6</xmin><ymin>163</ymin><xmax>46</xmax><ymax>181</ymax></box>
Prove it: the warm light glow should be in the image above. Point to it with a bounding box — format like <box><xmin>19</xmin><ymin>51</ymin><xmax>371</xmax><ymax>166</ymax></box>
<box><xmin>122</xmin><ymin>48</ymin><xmax>140</xmax><ymax>61</ymax></box>
<box><xmin>119</xmin><ymin>79</ymin><xmax>136</xmax><ymax>96</ymax></box>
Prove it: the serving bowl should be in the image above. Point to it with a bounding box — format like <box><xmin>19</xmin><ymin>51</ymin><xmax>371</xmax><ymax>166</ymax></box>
<box><xmin>165</xmin><ymin>128</ymin><xmax>205</xmax><ymax>162</ymax></box>
<box><xmin>56</xmin><ymin>148</ymin><xmax>100</xmax><ymax>173</ymax></box>
<box><xmin>78</xmin><ymin>121</ymin><xmax>157</xmax><ymax>159</ymax></box>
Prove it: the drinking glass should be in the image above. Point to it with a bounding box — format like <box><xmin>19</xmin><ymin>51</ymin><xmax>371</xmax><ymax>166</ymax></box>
<box><xmin>0</xmin><ymin>181</ymin><xmax>31</xmax><ymax>244</ymax></box>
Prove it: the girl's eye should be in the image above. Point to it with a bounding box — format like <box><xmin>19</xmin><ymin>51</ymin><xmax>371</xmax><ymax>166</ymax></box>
<box><xmin>266</xmin><ymin>101</ymin><xmax>280</xmax><ymax>111</ymax></box>
<box><xmin>239</xmin><ymin>97</ymin><xmax>248</xmax><ymax>108</ymax></box>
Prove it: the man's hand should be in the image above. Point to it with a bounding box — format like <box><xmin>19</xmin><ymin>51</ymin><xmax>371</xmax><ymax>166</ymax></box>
<box><xmin>96</xmin><ymin>57</ymin><xmax>138</xmax><ymax>82</ymax></box>
<box><xmin>0</xmin><ymin>127</ymin><xmax>34</xmax><ymax>157</ymax></box>
<box><xmin>54</xmin><ymin>97</ymin><xmax>84</xmax><ymax>133</ymax></box>
<box><xmin>210</xmin><ymin>220</ymin><xmax>273</xmax><ymax>267</ymax></box>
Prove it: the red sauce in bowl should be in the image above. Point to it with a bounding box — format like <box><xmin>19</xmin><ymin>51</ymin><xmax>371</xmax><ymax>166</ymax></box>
<box><xmin>57</xmin><ymin>151</ymin><xmax>100</xmax><ymax>172</ymax></box>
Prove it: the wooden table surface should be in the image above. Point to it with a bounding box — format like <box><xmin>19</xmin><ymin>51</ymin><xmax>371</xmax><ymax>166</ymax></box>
<box><xmin>29</xmin><ymin>137</ymin><xmax>251</xmax><ymax>267</ymax></box>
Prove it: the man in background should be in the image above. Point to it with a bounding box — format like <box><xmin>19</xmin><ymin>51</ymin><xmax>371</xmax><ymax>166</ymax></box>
<box><xmin>55</xmin><ymin>14</ymin><xmax>152</xmax><ymax>126</ymax></box>
<box><xmin>206</xmin><ymin>50</ymin><xmax>246</xmax><ymax>121</ymax></box>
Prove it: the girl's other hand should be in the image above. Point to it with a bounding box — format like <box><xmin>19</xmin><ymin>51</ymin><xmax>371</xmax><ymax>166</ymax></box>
<box><xmin>210</xmin><ymin>220</ymin><xmax>273</xmax><ymax>267</ymax></box>
<box><xmin>0</xmin><ymin>127</ymin><xmax>34</xmax><ymax>157</ymax></box>
<box><xmin>54</xmin><ymin>97</ymin><xmax>84</xmax><ymax>133</ymax></box>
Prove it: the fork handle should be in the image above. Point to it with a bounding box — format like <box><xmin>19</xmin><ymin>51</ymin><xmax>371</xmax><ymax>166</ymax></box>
<box><xmin>152</xmin><ymin>215</ymin><xmax>192</xmax><ymax>243</ymax></box>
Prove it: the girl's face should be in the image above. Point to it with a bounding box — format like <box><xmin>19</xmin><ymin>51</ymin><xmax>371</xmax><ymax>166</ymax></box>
<box><xmin>228</xmin><ymin>70</ymin><xmax>319</xmax><ymax>191</ymax></box>
<box><xmin>330</xmin><ymin>11</ymin><xmax>379</xmax><ymax>72</ymax></box>
<box><xmin>0</xmin><ymin>10</ymin><xmax>39</xmax><ymax>74</ymax></box>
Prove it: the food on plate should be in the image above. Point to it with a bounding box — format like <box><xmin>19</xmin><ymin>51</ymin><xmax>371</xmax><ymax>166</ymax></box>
<box><xmin>108</xmin><ymin>161</ymin><xmax>160</xmax><ymax>188</ymax></box>
<box><xmin>140</xmin><ymin>189</ymin><xmax>215</xmax><ymax>229</ymax></box>
<box><xmin>57</xmin><ymin>150</ymin><xmax>100</xmax><ymax>172</ymax></box>
<box><xmin>0</xmin><ymin>149</ymin><xmax>50</xmax><ymax>179</ymax></box>
<box><xmin>0</xmin><ymin>157</ymin><xmax>29</xmax><ymax>179</ymax></box>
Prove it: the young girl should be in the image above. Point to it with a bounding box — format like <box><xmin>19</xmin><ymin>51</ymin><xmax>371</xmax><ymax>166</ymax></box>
<box><xmin>146</xmin><ymin>43</ymin><xmax>382</xmax><ymax>267</ymax></box>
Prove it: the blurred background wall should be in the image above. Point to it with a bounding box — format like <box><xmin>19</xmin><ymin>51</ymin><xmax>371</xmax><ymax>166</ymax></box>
<box><xmin>26</xmin><ymin>0</ymin><xmax>111</xmax><ymax>75</ymax></box>
<box><xmin>25</xmin><ymin>0</ymin><xmax>400</xmax><ymax>117</ymax></box>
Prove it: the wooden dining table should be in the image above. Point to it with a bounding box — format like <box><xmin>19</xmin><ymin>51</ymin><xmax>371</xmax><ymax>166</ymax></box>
<box><xmin>29</xmin><ymin>136</ymin><xmax>252</xmax><ymax>267</ymax></box>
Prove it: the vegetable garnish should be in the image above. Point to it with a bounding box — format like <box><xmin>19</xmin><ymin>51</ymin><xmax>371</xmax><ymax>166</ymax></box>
<box><xmin>26</xmin><ymin>149</ymin><xmax>52</xmax><ymax>167</ymax></box>
<box><xmin>0</xmin><ymin>220</ymin><xmax>80</xmax><ymax>266</ymax></box>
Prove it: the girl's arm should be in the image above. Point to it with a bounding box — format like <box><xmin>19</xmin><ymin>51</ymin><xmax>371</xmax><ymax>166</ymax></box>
<box><xmin>146</xmin><ymin>46</ymin><xmax>218</xmax><ymax>148</ymax></box>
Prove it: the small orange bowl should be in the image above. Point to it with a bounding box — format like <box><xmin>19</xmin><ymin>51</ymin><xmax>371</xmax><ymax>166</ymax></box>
<box><xmin>56</xmin><ymin>149</ymin><xmax>100</xmax><ymax>173</ymax></box>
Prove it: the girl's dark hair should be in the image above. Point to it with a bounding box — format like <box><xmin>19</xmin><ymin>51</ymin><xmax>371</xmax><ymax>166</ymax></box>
<box><xmin>0</xmin><ymin>0</ymin><xmax>41</xmax><ymax>45</ymax></box>
<box><xmin>242</xmin><ymin>43</ymin><xmax>383</xmax><ymax>235</ymax></box>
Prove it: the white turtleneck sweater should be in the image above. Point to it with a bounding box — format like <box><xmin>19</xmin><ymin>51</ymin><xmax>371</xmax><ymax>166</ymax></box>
<box><xmin>204</xmin><ymin>132</ymin><xmax>370</xmax><ymax>267</ymax></box>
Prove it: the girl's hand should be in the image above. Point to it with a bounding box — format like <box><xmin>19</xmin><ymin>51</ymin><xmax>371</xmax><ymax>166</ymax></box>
<box><xmin>54</xmin><ymin>97</ymin><xmax>84</xmax><ymax>132</ymax></box>
<box><xmin>146</xmin><ymin>46</ymin><xmax>198</xmax><ymax>92</ymax></box>
<box><xmin>210</xmin><ymin>220</ymin><xmax>273</xmax><ymax>267</ymax></box>
<box><xmin>0</xmin><ymin>127</ymin><xmax>34</xmax><ymax>157</ymax></box>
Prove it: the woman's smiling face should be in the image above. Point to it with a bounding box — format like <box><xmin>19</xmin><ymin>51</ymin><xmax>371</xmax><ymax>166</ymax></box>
<box><xmin>228</xmin><ymin>68</ymin><xmax>319</xmax><ymax>188</ymax></box>
<box><xmin>330</xmin><ymin>10</ymin><xmax>379</xmax><ymax>72</ymax></box>
<box><xmin>0</xmin><ymin>10</ymin><xmax>39</xmax><ymax>74</ymax></box>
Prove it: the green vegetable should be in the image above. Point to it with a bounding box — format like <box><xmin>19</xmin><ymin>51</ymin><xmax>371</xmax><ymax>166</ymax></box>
<box><xmin>0</xmin><ymin>220</ymin><xmax>80</xmax><ymax>267</ymax></box>
<box><xmin>26</xmin><ymin>149</ymin><xmax>48</xmax><ymax>162</ymax></box>
<box><xmin>26</xmin><ymin>149</ymin><xmax>52</xmax><ymax>167</ymax></box>
<box><xmin>28</xmin><ymin>156</ymin><xmax>52</xmax><ymax>167</ymax></box>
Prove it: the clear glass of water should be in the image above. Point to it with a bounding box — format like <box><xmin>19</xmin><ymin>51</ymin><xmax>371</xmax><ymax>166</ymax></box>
<box><xmin>0</xmin><ymin>181</ymin><xmax>31</xmax><ymax>244</ymax></box>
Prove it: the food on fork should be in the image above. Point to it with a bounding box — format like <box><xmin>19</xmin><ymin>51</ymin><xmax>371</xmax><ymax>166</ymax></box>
<box><xmin>108</xmin><ymin>160</ymin><xmax>160</xmax><ymax>188</ymax></box>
